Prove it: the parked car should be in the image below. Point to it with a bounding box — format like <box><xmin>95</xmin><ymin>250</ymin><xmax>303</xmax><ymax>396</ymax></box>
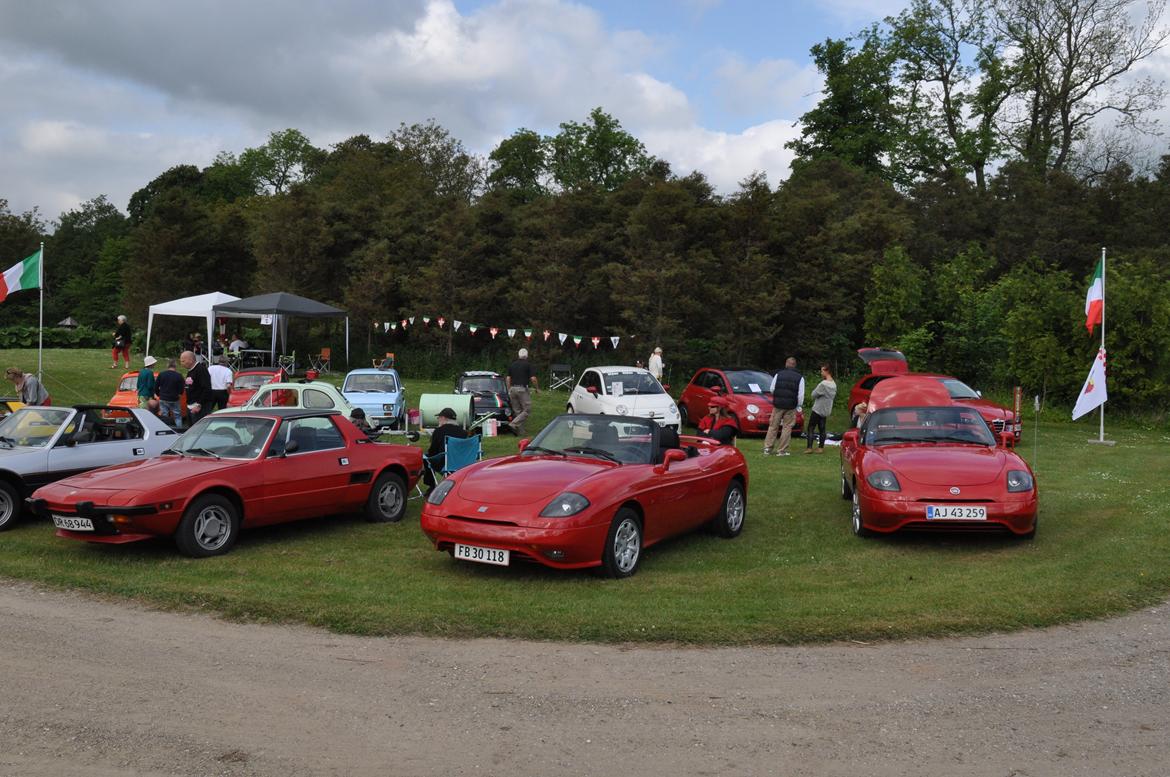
<box><xmin>454</xmin><ymin>371</ymin><xmax>512</xmax><ymax>428</ymax></box>
<box><xmin>840</xmin><ymin>376</ymin><xmax>1037</xmax><ymax>538</ymax></box>
<box><xmin>567</xmin><ymin>366</ymin><xmax>680</xmax><ymax>430</ymax></box>
<box><xmin>217</xmin><ymin>381</ymin><xmax>356</xmax><ymax>417</ymax></box>
<box><xmin>421</xmin><ymin>414</ymin><xmax>748</xmax><ymax>577</ymax></box>
<box><xmin>341</xmin><ymin>368</ymin><xmax>406</xmax><ymax>429</ymax></box>
<box><xmin>0</xmin><ymin>397</ymin><xmax>25</xmax><ymax>416</ymax></box>
<box><xmin>227</xmin><ymin>367</ymin><xmax>286</xmax><ymax>408</ymax></box>
<box><xmin>108</xmin><ymin>370</ymin><xmax>188</xmax><ymax>418</ymax></box>
<box><xmin>32</xmin><ymin>408</ymin><xmax>424</xmax><ymax>557</ymax></box>
<box><xmin>0</xmin><ymin>405</ymin><xmax>178</xmax><ymax>530</ymax></box>
<box><xmin>678</xmin><ymin>367</ymin><xmax>803</xmax><ymax>437</ymax></box>
<box><xmin>848</xmin><ymin>348</ymin><xmax>1020</xmax><ymax>438</ymax></box>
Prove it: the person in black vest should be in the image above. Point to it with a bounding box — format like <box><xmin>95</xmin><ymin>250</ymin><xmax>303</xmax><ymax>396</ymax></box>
<box><xmin>424</xmin><ymin>407</ymin><xmax>468</xmax><ymax>494</ymax></box>
<box><xmin>180</xmin><ymin>350</ymin><xmax>213</xmax><ymax>425</ymax></box>
<box><xmin>763</xmin><ymin>356</ymin><xmax>804</xmax><ymax>456</ymax></box>
<box><xmin>504</xmin><ymin>348</ymin><xmax>539</xmax><ymax>437</ymax></box>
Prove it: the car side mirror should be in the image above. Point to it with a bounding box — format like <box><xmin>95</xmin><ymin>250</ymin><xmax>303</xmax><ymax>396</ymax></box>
<box><xmin>656</xmin><ymin>448</ymin><xmax>687</xmax><ymax>473</ymax></box>
<box><xmin>999</xmin><ymin>431</ymin><xmax>1014</xmax><ymax>449</ymax></box>
<box><xmin>63</xmin><ymin>437</ymin><xmax>77</xmax><ymax>448</ymax></box>
<box><xmin>586</xmin><ymin>386</ymin><xmax>598</xmax><ymax>395</ymax></box>
<box><xmin>279</xmin><ymin>440</ymin><xmax>300</xmax><ymax>457</ymax></box>
<box><xmin>518</xmin><ymin>437</ymin><xmax>530</xmax><ymax>452</ymax></box>
<box><xmin>843</xmin><ymin>429</ymin><xmax>860</xmax><ymax>447</ymax></box>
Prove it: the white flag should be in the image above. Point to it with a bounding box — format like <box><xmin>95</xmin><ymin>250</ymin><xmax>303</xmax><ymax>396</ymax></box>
<box><xmin>610</xmin><ymin>336</ymin><xmax>620</xmax><ymax>348</ymax></box>
<box><xmin>453</xmin><ymin>320</ymin><xmax>462</xmax><ymax>331</ymax></box>
<box><xmin>1072</xmin><ymin>348</ymin><xmax>1108</xmax><ymax>420</ymax></box>
<box><xmin>558</xmin><ymin>332</ymin><xmax>568</xmax><ymax>345</ymax></box>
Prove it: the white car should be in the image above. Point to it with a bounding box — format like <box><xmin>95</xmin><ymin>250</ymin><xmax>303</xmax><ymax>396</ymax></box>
<box><xmin>215</xmin><ymin>381</ymin><xmax>356</xmax><ymax>417</ymax></box>
<box><xmin>567</xmin><ymin>366</ymin><xmax>680</xmax><ymax>430</ymax></box>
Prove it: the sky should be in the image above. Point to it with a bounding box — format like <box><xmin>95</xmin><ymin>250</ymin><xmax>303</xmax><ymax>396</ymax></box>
<box><xmin>0</xmin><ymin>0</ymin><xmax>1165</xmax><ymax>224</ymax></box>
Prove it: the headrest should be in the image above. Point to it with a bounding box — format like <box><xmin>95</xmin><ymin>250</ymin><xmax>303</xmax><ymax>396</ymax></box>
<box><xmin>658</xmin><ymin>426</ymin><xmax>680</xmax><ymax>450</ymax></box>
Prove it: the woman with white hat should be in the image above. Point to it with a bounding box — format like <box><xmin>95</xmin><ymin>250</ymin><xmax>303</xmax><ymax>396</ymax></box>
<box><xmin>137</xmin><ymin>356</ymin><xmax>158</xmax><ymax>409</ymax></box>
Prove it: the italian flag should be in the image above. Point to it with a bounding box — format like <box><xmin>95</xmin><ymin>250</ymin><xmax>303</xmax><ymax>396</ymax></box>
<box><xmin>1084</xmin><ymin>258</ymin><xmax>1103</xmax><ymax>333</ymax></box>
<box><xmin>0</xmin><ymin>248</ymin><xmax>42</xmax><ymax>303</ymax></box>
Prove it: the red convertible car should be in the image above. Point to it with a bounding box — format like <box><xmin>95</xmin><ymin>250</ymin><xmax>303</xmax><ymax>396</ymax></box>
<box><xmin>840</xmin><ymin>377</ymin><xmax>1037</xmax><ymax>538</ymax></box>
<box><xmin>30</xmin><ymin>408</ymin><xmax>423</xmax><ymax>557</ymax></box>
<box><xmin>678</xmin><ymin>367</ymin><xmax>802</xmax><ymax>437</ymax></box>
<box><xmin>420</xmin><ymin>414</ymin><xmax>748</xmax><ymax>578</ymax></box>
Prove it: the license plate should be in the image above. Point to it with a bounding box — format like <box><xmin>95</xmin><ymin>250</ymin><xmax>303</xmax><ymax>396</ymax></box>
<box><xmin>454</xmin><ymin>543</ymin><xmax>509</xmax><ymax>566</ymax></box>
<box><xmin>926</xmin><ymin>505</ymin><xmax>987</xmax><ymax>520</ymax></box>
<box><xmin>52</xmin><ymin>515</ymin><xmax>94</xmax><ymax>532</ymax></box>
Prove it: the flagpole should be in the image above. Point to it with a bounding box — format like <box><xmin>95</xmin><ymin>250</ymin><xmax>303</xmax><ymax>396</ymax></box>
<box><xmin>37</xmin><ymin>241</ymin><xmax>44</xmax><ymax>381</ymax></box>
<box><xmin>1098</xmin><ymin>247</ymin><xmax>1105</xmax><ymax>444</ymax></box>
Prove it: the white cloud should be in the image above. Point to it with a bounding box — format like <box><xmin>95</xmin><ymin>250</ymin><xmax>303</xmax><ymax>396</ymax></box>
<box><xmin>643</xmin><ymin>120</ymin><xmax>801</xmax><ymax>192</ymax></box>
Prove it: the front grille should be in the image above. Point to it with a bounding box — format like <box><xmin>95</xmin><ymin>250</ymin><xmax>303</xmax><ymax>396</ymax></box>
<box><xmin>448</xmin><ymin>514</ymin><xmax>519</xmax><ymax>527</ymax></box>
<box><xmin>992</xmin><ymin>419</ymin><xmax>1005</xmax><ymax>432</ymax></box>
<box><xmin>914</xmin><ymin>498</ymin><xmax>993</xmax><ymax>503</ymax></box>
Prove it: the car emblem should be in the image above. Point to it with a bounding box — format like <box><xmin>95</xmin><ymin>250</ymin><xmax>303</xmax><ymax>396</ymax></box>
<box><xmin>477</xmin><ymin>506</ymin><xmax>489</xmax><ymax>513</ymax></box>
<box><xmin>949</xmin><ymin>486</ymin><xmax>961</xmax><ymax>495</ymax></box>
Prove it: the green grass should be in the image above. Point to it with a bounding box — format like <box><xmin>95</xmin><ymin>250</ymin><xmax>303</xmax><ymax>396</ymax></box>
<box><xmin>1</xmin><ymin>348</ymin><xmax>1168</xmax><ymax>644</ymax></box>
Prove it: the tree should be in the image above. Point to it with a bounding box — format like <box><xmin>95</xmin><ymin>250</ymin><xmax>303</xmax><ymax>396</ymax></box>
<box><xmin>546</xmin><ymin>108</ymin><xmax>654</xmax><ymax>191</ymax></box>
<box><xmin>487</xmin><ymin>129</ymin><xmax>548</xmax><ymax>201</ymax></box>
<box><xmin>239</xmin><ymin>129</ymin><xmax>324</xmax><ymax>195</ymax></box>
<box><xmin>389</xmin><ymin>121</ymin><xmax>482</xmax><ymax>202</ymax></box>
<box><xmin>46</xmin><ymin>196</ymin><xmax>128</xmax><ymax>325</ymax></box>
<box><xmin>864</xmin><ymin>245</ymin><xmax>926</xmax><ymax>349</ymax></box>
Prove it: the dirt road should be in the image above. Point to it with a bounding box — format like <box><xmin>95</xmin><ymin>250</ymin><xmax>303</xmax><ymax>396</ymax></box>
<box><xmin>1</xmin><ymin>580</ymin><xmax>1166</xmax><ymax>777</ymax></box>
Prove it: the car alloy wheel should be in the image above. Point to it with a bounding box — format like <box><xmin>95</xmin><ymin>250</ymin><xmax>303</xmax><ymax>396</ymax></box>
<box><xmin>366</xmin><ymin>471</ymin><xmax>406</xmax><ymax>523</ymax></box>
<box><xmin>840</xmin><ymin>471</ymin><xmax>853</xmax><ymax>500</ymax></box>
<box><xmin>851</xmin><ymin>488</ymin><xmax>872</xmax><ymax>537</ymax></box>
<box><xmin>601</xmin><ymin>508</ymin><xmax>642</xmax><ymax>578</ymax></box>
<box><xmin>0</xmin><ymin>480</ymin><xmax>19</xmax><ymax>531</ymax></box>
<box><xmin>175</xmin><ymin>494</ymin><xmax>240</xmax><ymax>557</ymax></box>
<box><xmin>715</xmin><ymin>481</ymin><xmax>745</xmax><ymax>538</ymax></box>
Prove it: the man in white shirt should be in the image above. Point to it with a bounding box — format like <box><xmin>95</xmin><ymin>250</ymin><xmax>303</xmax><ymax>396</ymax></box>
<box><xmin>208</xmin><ymin>356</ymin><xmax>234</xmax><ymax>411</ymax></box>
<box><xmin>648</xmin><ymin>347</ymin><xmax>664</xmax><ymax>381</ymax></box>
<box><xmin>228</xmin><ymin>333</ymin><xmax>249</xmax><ymax>351</ymax></box>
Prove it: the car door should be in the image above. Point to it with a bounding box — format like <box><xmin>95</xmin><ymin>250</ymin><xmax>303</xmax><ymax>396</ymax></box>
<box><xmin>258</xmin><ymin>417</ymin><xmax>355</xmax><ymax>524</ymax></box>
<box><xmin>45</xmin><ymin>409</ymin><xmax>149</xmax><ymax>481</ymax></box>
<box><xmin>572</xmin><ymin>371</ymin><xmax>602</xmax><ymax>413</ymax></box>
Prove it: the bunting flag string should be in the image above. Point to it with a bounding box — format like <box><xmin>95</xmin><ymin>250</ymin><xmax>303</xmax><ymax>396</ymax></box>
<box><xmin>507</xmin><ymin>328</ymin><xmax>516</xmax><ymax>338</ymax></box>
<box><xmin>437</xmin><ymin>316</ymin><xmax>445</xmax><ymax>328</ymax></box>
<box><xmin>376</xmin><ymin>313</ymin><xmax>631</xmax><ymax>348</ymax></box>
<box><xmin>453</xmin><ymin>320</ymin><xmax>462</xmax><ymax>331</ymax></box>
<box><xmin>543</xmin><ymin>329</ymin><xmax>551</xmax><ymax>341</ymax></box>
<box><xmin>572</xmin><ymin>335</ymin><xmax>583</xmax><ymax>348</ymax></box>
<box><xmin>422</xmin><ymin>316</ymin><xmax>431</xmax><ymax>325</ymax></box>
<box><xmin>591</xmin><ymin>336</ymin><xmax>600</xmax><ymax>349</ymax></box>
<box><xmin>558</xmin><ymin>333</ymin><xmax>568</xmax><ymax>345</ymax></box>
<box><xmin>610</xmin><ymin>336</ymin><xmax>620</xmax><ymax>348</ymax></box>
<box><xmin>489</xmin><ymin>326</ymin><xmax>499</xmax><ymax>339</ymax></box>
<box><xmin>469</xmin><ymin>324</ymin><xmax>479</xmax><ymax>334</ymax></box>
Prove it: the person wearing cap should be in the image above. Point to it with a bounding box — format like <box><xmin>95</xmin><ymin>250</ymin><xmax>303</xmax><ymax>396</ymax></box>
<box><xmin>505</xmin><ymin>348</ymin><xmax>539</xmax><ymax>437</ymax></box>
<box><xmin>423</xmin><ymin>407</ymin><xmax>468</xmax><ymax>494</ymax></box>
<box><xmin>5</xmin><ymin>368</ymin><xmax>50</xmax><ymax>406</ymax></box>
<box><xmin>349</xmin><ymin>407</ymin><xmax>378</xmax><ymax>439</ymax></box>
<box><xmin>648</xmin><ymin>346</ymin><xmax>664</xmax><ymax>381</ymax></box>
<box><xmin>137</xmin><ymin>356</ymin><xmax>158</xmax><ymax>409</ymax></box>
<box><xmin>697</xmin><ymin>395</ymin><xmax>737</xmax><ymax>445</ymax></box>
<box><xmin>111</xmin><ymin>314</ymin><xmax>132</xmax><ymax>368</ymax></box>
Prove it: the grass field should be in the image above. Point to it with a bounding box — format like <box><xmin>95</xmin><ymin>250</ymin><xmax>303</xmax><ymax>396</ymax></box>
<box><xmin>1</xmin><ymin>348</ymin><xmax>1168</xmax><ymax>645</ymax></box>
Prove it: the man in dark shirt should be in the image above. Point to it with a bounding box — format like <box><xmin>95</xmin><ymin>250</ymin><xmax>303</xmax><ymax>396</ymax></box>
<box><xmin>180</xmin><ymin>350</ymin><xmax>213</xmax><ymax>424</ymax></box>
<box><xmin>154</xmin><ymin>359</ymin><xmax>186</xmax><ymax>429</ymax></box>
<box><xmin>505</xmin><ymin>348</ymin><xmax>539</xmax><ymax>437</ymax></box>
<box><xmin>424</xmin><ymin>407</ymin><xmax>468</xmax><ymax>494</ymax></box>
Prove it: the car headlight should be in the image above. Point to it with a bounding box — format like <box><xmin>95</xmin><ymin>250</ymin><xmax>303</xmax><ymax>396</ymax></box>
<box><xmin>746</xmin><ymin>404</ymin><xmax>760</xmax><ymax>414</ymax></box>
<box><xmin>1006</xmin><ymin>470</ymin><xmax>1034</xmax><ymax>492</ymax></box>
<box><xmin>866</xmin><ymin>470</ymin><xmax>901</xmax><ymax>492</ymax></box>
<box><xmin>540</xmin><ymin>492</ymin><xmax>591</xmax><ymax>517</ymax></box>
<box><xmin>383</xmin><ymin>403</ymin><xmax>395</xmax><ymax>412</ymax></box>
<box><xmin>615</xmin><ymin>404</ymin><xmax>629</xmax><ymax>415</ymax></box>
<box><xmin>426</xmin><ymin>480</ymin><xmax>456</xmax><ymax>505</ymax></box>
<box><xmin>668</xmin><ymin>404</ymin><xmax>678</xmax><ymax>415</ymax></box>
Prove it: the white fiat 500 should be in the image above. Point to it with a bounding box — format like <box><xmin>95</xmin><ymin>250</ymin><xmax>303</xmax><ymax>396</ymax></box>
<box><xmin>567</xmin><ymin>366</ymin><xmax>680</xmax><ymax>430</ymax></box>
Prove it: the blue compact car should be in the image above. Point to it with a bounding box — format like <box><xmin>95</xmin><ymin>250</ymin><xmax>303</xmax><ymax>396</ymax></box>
<box><xmin>341</xmin><ymin>368</ymin><xmax>406</xmax><ymax>429</ymax></box>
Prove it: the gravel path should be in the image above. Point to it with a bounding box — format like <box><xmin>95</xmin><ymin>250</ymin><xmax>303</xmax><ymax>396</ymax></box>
<box><xmin>2</xmin><ymin>579</ymin><xmax>1167</xmax><ymax>776</ymax></box>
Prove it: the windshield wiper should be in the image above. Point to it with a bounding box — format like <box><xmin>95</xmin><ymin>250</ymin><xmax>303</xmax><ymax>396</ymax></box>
<box><xmin>160</xmin><ymin>449</ymin><xmax>183</xmax><ymax>456</ymax></box>
<box><xmin>564</xmin><ymin>446</ymin><xmax>621</xmax><ymax>463</ymax></box>
<box><xmin>523</xmin><ymin>445</ymin><xmax>566</xmax><ymax>458</ymax></box>
<box><xmin>0</xmin><ymin>435</ymin><xmax>15</xmax><ymax>448</ymax></box>
<box><xmin>185</xmin><ymin>446</ymin><xmax>222</xmax><ymax>460</ymax></box>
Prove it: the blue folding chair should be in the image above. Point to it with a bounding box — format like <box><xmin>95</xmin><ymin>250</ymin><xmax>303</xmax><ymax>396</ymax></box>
<box><xmin>417</xmin><ymin>434</ymin><xmax>483</xmax><ymax>498</ymax></box>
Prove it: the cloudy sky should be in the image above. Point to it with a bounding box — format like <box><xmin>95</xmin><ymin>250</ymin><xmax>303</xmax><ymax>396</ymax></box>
<box><xmin>2</xmin><ymin>0</ymin><xmax>1165</xmax><ymax>223</ymax></box>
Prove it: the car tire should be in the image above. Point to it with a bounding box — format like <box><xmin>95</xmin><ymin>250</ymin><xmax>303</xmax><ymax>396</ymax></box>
<box><xmin>174</xmin><ymin>494</ymin><xmax>239</xmax><ymax>557</ymax></box>
<box><xmin>0</xmin><ymin>480</ymin><xmax>22</xmax><ymax>531</ymax></box>
<box><xmin>851</xmin><ymin>488</ymin><xmax>873</xmax><ymax>538</ymax></box>
<box><xmin>600</xmin><ymin>508</ymin><xmax>642</xmax><ymax>579</ymax></box>
<box><xmin>713</xmin><ymin>480</ymin><xmax>746</xmax><ymax>539</ymax></box>
<box><xmin>678</xmin><ymin>405</ymin><xmax>689</xmax><ymax>428</ymax></box>
<box><xmin>366</xmin><ymin>471</ymin><xmax>407</xmax><ymax>523</ymax></box>
<box><xmin>840</xmin><ymin>471</ymin><xmax>853</xmax><ymax>500</ymax></box>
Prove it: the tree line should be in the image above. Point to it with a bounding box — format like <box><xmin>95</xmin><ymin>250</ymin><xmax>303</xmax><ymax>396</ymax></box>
<box><xmin>2</xmin><ymin>0</ymin><xmax>1169</xmax><ymax>413</ymax></box>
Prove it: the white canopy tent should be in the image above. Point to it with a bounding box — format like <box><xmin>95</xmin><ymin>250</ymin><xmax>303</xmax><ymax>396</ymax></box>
<box><xmin>144</xmin><ymin>292</ymin><xmax>264</xmax><ymax>358</ymax></box>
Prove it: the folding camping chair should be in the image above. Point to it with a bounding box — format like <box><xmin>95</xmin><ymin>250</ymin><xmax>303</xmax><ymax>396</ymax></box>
<box><xmin>415</xmin><ymin>434</ymin><xmax>483</xmax><ymax>498</ymax></box>
<box><xmin>549</xmin><ymin>363</ymin><xmax>574</xmax><ymax>390</ymax></box>
<box><xmin>309</xmin><ymin>347</ymin><xmax>331</xmax><ymax>374</ymax></box>
<box><xmin>277</xmin><ymin>351</ymin><xmax>296</xmax><ymax>373</ymax></box>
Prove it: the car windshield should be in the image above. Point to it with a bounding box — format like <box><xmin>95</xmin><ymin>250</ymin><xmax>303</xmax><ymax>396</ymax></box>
<box><xmin>0</xmin><ymin>407</ymin><xmax>72</xmax><ymax>448</ymax></box>
<box><xmin>169</xmin><ymin>416</ymin><xmax>276</xmax><ymax>459</ymax></box>
<box><xmin>725</xmin><ymin>370</ymin><xmax>773</xmax><ymax>394</ymax></box>
<box><xmin>938</xmin><ymin>378</ymin><xmax>980</xmax><ymax>400</ymax></box>
<box><xmin>234</xmin><ymin>372</ymin><xmax>276</xmax><ymax>391</ymax></box>
<box><xmin>118</xmin><ymin>375</ymin><xmax>138</xmax><ymax>391</ymax></box>
<box><xmin>525</xmin><ymin>416</ymin><xmax>655</xmax><ymax>464</ymax></box>
<box><xmin>460</xmin><ymin>376</ymin><xmax>505</xmax><ymax>394</ymax></box>
<box><xmin>344</xmin><ymin>374</ymin><xmax>399</xmax><ymax>393</ymax></box>
<box><xmin>863</xmin><ymin>407</ymin><xmax>996</xmax><ymax>446</ymax></box>
<box><xmin>602</xmin><ymin>372</ymin><xmax>663</xmax><ymax>396</ymax></box>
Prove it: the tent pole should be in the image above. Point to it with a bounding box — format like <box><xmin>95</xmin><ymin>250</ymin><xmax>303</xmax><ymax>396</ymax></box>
<box><xmin>345</xmin><ymin>317</ymin><xmax>350</xmax><ymax>369</ymax></box>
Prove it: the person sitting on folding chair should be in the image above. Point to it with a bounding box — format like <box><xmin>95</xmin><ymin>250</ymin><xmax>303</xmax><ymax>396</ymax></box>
<box><xmin>423</xmin><ymin>407</ymin><xmax>468</xmax><ymax>495</ymax></box>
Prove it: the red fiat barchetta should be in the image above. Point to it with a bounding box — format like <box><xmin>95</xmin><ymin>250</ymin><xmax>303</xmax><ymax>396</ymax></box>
<box><xmin>840</xmin><ymin>376</ymin><xmax>1038</xmax><ymax>538</ymax></box>
<box><xmin>420</xmin><ymin>414</ymin><xmax>749</xmax><ymax>578</ymax></box>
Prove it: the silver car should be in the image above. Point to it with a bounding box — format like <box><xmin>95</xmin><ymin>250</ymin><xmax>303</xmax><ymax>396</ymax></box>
<box><xmin>0</xmin><ymin>405</ymin><xmax>178</xmax><ymax>530</ymax></box>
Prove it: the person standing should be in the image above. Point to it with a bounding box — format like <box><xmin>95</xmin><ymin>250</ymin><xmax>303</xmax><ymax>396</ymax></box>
<box><xmin>423</xmin><ymin>407</ymin><xmax>469</xmax><ymax>494</ymax></box>
<box><xmin>804</xmin><ymin>364</ymin><xmax>837</xmax><ymax>453</ymax></box>
<box><xmin>648</xmin><ymin>347</ymin><xmax>664</xmax><ymax>382</ymax></box>
<box><xmin>111</xmin><ymin>315</ymin><xmax>132</xmax><ymax>369</ymax></box>
<box><xmin>763</xmin><ymin>357</ymin><xmax>804</xmax><ymax>456</ymax></box>
<box><xmin>155</xmin><ymin>359</ymin><xmax>186</xmax><ymax>428</ymax></box>
<box><xmin>5</xmin><ymin>368</ymin><xmax>50</xmax><ymax>405</ymax></box>
<box><xmin>180</xmin><ymin>350</ymin><xmax>213</xmax><ymax>424</ymax></box>
<box><xmin>505</xmin><ymin>348</ymin><xmax>539</xmax><ymax>437</ymax></box>
<box><xmin>137</xmin><ymin>356</ymin><xmax>158</xmax><ymax>409</ymax></box>
<box><xmin>208</xmin><ymin>356</ymin><xmax>234</xmax><ymax>411</ymax></box>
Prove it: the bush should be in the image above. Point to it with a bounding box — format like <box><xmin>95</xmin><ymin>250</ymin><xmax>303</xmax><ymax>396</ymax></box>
<box><xmin>0</xmin><ymin>324</ymin><xmax>109</xmax><ymax>349</ymax></box>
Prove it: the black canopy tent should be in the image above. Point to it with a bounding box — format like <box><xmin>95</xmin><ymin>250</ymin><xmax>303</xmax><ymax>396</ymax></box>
<box><xmin>212</xmin><ymin>292</ymin><xmax>348</xmax><ymax>368</ymax></box>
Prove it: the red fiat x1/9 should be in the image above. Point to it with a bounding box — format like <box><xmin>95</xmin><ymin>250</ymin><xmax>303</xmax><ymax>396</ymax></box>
<box><xmin>839</xmin><ymin>376</ymin><xmax>1037</xmax><ymax>538</ymax></box>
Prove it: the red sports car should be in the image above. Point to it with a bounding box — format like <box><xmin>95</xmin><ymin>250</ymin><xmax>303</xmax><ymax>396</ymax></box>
<box><xmin>420</xmin><ymin>414</ymin><xmax>748</xmax><ymax>578</ymax></box>
<box><xmin>840</xmin><ymin>376</ymin><xmax>1037</xmax><ymax>538</ymax></box>
<box><xmin>678</xmin><ymin>367</ymin><xmax>803</xmax><ymax>437</ymax></box>
<box><xmin>227</xmin><ymin>367</ymin><xmax>286</xmax><ymax>407</ymax></box>
<box><xmin>848</xmin><ymin>348</ymin><xmax>1020</xmax><ymax>438</ymax></box>
<box><xmin>30</xmin><ymin>408</ymin><xmax>423</xmax><ymax>557</ymax></box>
